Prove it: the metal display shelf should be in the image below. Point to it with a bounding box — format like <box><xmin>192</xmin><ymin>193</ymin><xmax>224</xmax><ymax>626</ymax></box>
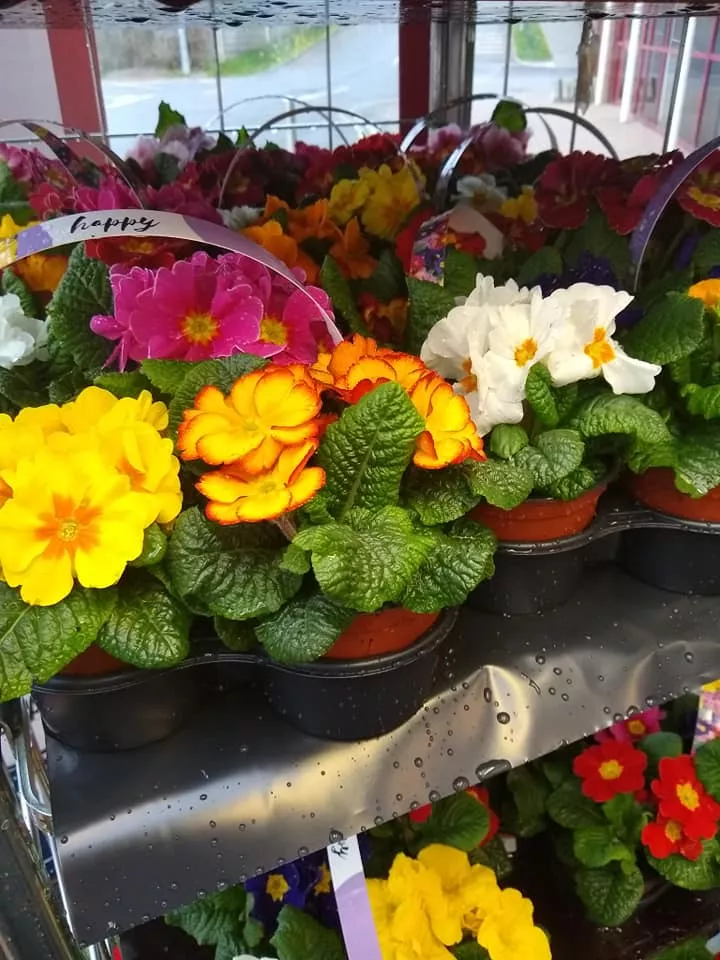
<box><xmin>46</xmin><ymin>564</ymin><xmax>720</xmax><ymax>946</ymax></box>
<box><xmin>1</xmin><ymin>0</ymin><xmax>719</xmax><ymax>27</ymax></box>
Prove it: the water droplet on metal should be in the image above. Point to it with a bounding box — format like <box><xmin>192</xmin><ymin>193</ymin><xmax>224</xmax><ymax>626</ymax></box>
<box><xmin>199</xmin><ymin>794</ymin><xmax>208</xmax><ymax>801</ymax></box>
<box><xmin>483</xmin><ymin>687</ymin><xmax>492</xmax><ymax>703</ymax></box>
<box><xmin>561</xmin><ymin>693</ymin><xmax>569</xmax><ymax>702</ymax></box>
<box><xmin>453</xmin><ymin>776</ymin><xmax>470</xmax><ymax>792</ymax></box>
<box><xmin>429</xmin><ymin>790</ymin><xmax>441</xmax><ymax>802</ymax></box>
<box><xmin>414</xmin><ymin>757</ymin><xmax>423</xmax><ymax>768</ymax></box>
<box><xmin>535</xmin><ymin>654</ymin><xmax>546</xmax><ymax>665</ymax></box>
<box><xmin>684</xmin><ymin>651</ymin><xmax>694</xmax><ymax>663</ymax></box>
<box><xmin>548</xmin><ymin>687</ymin><xmax>556</xmax><ymax>696</ymax></box>
<box><xmin>553</xmin><ymin>667</ymin><xmax>562</xmax><ymax>676</ymax></box>
<box><xmin>496</xmin><ymin>711</ymin><xmax>510</xmax><ymax>724</ymax></box>
<box><xmin>329</xmin><ymin>829</ymin><xmax>344</xmax><ymax>843</ymax></box>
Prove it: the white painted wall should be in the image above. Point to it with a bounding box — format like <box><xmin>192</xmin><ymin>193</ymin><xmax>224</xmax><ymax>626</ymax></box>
<box><xmin>0</xmin><ymin>29</ymin><xmax>61</xmax><ymax>138</ymax></box>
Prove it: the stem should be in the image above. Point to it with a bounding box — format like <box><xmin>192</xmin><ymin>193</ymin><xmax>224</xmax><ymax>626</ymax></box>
<box><xmin>273</xmin><ymin>515</ymin><xmax>297</xmax><ymax>541</ymax></box>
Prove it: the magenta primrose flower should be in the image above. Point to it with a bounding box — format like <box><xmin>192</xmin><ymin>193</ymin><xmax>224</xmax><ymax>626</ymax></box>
<box><xmin>91</xmin><ymin>250</ymin><xmax>333</xmax><ymax>369</ymax></box>
<box><xmin>595</xmin><ymin>705</ymin><xmax>665</xmax><ymax>744</ymax></box>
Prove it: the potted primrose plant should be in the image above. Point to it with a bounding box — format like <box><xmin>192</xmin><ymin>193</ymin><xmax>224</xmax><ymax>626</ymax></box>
<box><xmin>410</xmin><ymin>272</ymin><xmax>668</xmax><ymax>613</ymax></box>
<box><xmin>162</xmin><ymin>332</ymin><xmax>496</xmax><ymax>741</ymax></box>
<box><xmin>498</xmin><ymin>709</ymin><xmax>720</xmax><ymax>929</ymax></box>
<box><xmin>617</xmin><ymin>276</ymin><xmax>720</xmax><ymax>595</ymax></box>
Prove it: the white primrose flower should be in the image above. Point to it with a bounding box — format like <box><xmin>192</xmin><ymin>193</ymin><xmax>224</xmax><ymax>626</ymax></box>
<box><xmin>0</xmin><ymin>292</ymin><xmax>47</xmax><ymax>369</ymax></box>
<box><xmin>545</xmin><ymin>283</ymin><xmax>660</xmax><ymax>394</ymax></box>
<box><xmin>220</xmin><ymin>205</ymin><xmax>263</xmax><ymax>231</ymax></box>
<box><xmin>461</xmin><ymin>345</ymin><xmax>525</xmax><ymax>437</ymax></box>
<box><xmin>465</xmin><ymin>274</ymin><xmax>536</xmax><ymax>309</ymax></box>
<box><xmin>455</xmin><ymin>173</ymin><xmax>508</xmax><ymax>211</ymax></box>
<box><xmin>420</xmin><ymin>302</ymin><xmax>490</xmax><ymax>383</ymax></box>
<box><xmin>483</xmin><ymin>294</ymin><xmax>561</xmax><ymax>402</ymax></box>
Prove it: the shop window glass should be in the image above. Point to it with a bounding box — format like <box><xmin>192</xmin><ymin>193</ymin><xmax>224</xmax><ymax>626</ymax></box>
<box><xmin>679</xmin><ymin>56</ymin><xmax>705</xmax><ymax>146</ymax></box>
<box><xmin>698</xmin><ymin>60</ymin><xmax>720</xmax><ymax>145</ymax></box>
<box><xmin>694</xmin><ymin>14</ymin><xmax>714</xmax><ymax>52</ymax></box>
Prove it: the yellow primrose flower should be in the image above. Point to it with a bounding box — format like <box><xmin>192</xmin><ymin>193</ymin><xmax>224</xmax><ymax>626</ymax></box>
<box><xmin>61</xmin><ymin>387</ymin><xmax>169</xmax><ymax>435</ymax></box>
<box><xmin>0</xmin><ymin>413</ymin><xmax>50</xmax><ymax>508</ymax></box>
<box><xmin>0</xmin><ymin>214</ymin><xmax>68</xmax><ymax>293</ymax></box>
<box><xmin>385</xmin><ymin>853</ymin><xmax>463</xmax><ymax>946</ymax></box>
<box><xmin>368</xmin><ymin>880</ymin><xmax>455</xmax><ymax>960</ymax></box>
<box><xmin>102</xmin><ymin>422</ymin><xmax>182</xmax><ymax>525</ymax></box>
<box><xmin>500</xmin><ymin>186</ymin><xmax>538</xmax><ymax>224</ymax></box>
<box><xmin>688</xmin><ymin>278</ymin><xmax>720</xmax><ymax>308</ymax></box>
<box><xmin>0</xmin><ymin>214</ymin><xmax>29</xmax><ymax>268</ymax></box>
<box><xmin>360</xmin><ymin>164</ymin><xmax>424</xmax><ymax>240</ymax></box>
<box><xmin>328</xmin><ymin>177</ymin><xmax>371</xmax><ymax>225</ymax></box>
<box><xmin>417</xmin><ymin>845</ymin><xmax>500</xmax><ymax>931</ymax></box>
<box><xmin>0</xmin><ymin>446</ymin><xmax>152</xmax><ymax>606</ymax></box>
<box><xmin>476</xmin><ymin>887</ymin><xmax>551</xmax><ymax>960</ymax></box>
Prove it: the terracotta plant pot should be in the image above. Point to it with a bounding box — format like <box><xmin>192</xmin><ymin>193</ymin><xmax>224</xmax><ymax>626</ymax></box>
<box><xmin>60</xmin><ymin>645</ymin><xmax>128</xmax><ymax>677</ymax></box>
<box><xmin>324</xmin><ymin>608</ymin><xmax>440</xmax><ymax>660</ymax></box>
<box><xmin>631</xmin><ymin>468</ymin><xmax>720</xmax><ymax>522</ymax></box>
<box><xmin>471</xmin><ymin>483</ymin><xmax>607</xmax><ymax>543</ymax></box>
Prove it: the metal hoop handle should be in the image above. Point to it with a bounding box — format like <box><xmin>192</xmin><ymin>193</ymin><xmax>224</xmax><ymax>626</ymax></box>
<box><xmin>629</xmin><ymin>135</ymin><xmax>720</xmax><ymax>291</ymax></box>
<box><xmin>524</xmin><ymin>107</ymin><xmax>619</xmax><ymax>159</ymax></box>
<box><xmin>0</xmin><ymin>118</ymin><xmax>145</xmax><ymax>206</ymax></box>
<box><xmin>218</xmin><ymin>105</ymin><xmax>399</xmax><ymax>209</ymax></box>
<box><xmin>205</xmin><ymin>95</ymin><xmax>353</xmax><ymax>147</ymax></box>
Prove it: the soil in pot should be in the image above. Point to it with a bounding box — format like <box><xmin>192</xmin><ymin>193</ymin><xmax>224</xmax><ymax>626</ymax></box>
<box><xmin>631</xmin><ymin>468</ymin><xmax>720</xmax><ymax>522</ymax></box>
<box><xmin>324</xmin><ymin>608</ymin><xmax>440</xmax><ymax>660</ymax></box>
<box><xmin>469</xmin><ymin>484</ymin><xmax>606</xmax><ymax>614</ymax></box>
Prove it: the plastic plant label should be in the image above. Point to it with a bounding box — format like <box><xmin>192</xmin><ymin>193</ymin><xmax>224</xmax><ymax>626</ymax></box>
<box><xmin>409</xmin><ymin>205</ymin><xmax>504</xmax><ymax>284</ymax></box>
<box><xmin>692</xmin><ymin>682</ymin><xmax>720</xmax><ymax>752</ymax></box>
<box><xmin>327</xmin><ymin>835</ymin><xmax>383</xmax><ymax>960</ymax></box>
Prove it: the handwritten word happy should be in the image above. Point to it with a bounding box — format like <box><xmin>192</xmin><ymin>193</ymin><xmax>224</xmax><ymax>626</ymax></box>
<box><xmin>70</xmin><ymin>214</ymin><xmax>161</xmax><ymax>236</ymax></box>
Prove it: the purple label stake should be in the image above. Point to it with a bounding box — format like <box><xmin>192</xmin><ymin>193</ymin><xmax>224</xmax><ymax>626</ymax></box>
<box><xmin>328</xmin><ymin>836</ymin><xmax>383</xmax><ymax>960</ymax></box>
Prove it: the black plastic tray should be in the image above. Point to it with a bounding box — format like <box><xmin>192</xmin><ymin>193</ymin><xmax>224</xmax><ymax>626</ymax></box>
<box><xmin>34</xmin><ymin>609</ymin><xmax>457</xmax><ymax>751</ymax></box>
<box><xmin>471</xmin><ymin>496</ymin><xmax>720</xmax><ymax>614</ymax></box>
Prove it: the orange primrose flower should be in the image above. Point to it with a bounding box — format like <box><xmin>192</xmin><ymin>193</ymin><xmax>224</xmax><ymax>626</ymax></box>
<box><xmin>198</xmin><ymin>440</ymin><xmax>325</xmax><ymax>524</ymax></box>
<box><xmin>688</xmin><ymin>278</ymin><xmax>720</xmax><ymax>309</ymax></box>
<box><xmin>409</xmin><ymin>374</ymin><xmax>485</xmax><ymax>470</ymax></box>
<box><xmin>315</xmin><ymin>334</ymin><xmax>428</xmax><ymax>403</ymax></box>
<box><xmin>14</xmin><ymin>254</ymin><xmax>68</xmax><ymax>296</ymax></box>
<box><xmin>329</xmin><ymin>217</ymin><xmax>377</xmax><ymax>280</ymax></box>
<box><xmin>178</xmin><ymin>365</ymin><xmax>322</xmax><ymax>474</ymax></box>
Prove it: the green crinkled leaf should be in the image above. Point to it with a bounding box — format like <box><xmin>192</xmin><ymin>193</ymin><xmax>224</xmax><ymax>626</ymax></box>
<box><xmin>0</xmin><ymin>583</ymin><xmax>117</xmax><ymax>700</ymax></box>
<box><xmin>504</xmin><ymin>765</ymin><xmax>550</xmax><ymax>837</ymax></box>
<box><xmin>468</xmin><ymin>835</ymin><xmax>513</xmax><ymax>880</ymax></box>
<box><xmin>491</xmin><ymin>99</ymin><xmax>527</xmax><ymax>133</ymax></box>
<box><xmin>544</xmin><ymin>464</ymin><xmax>604</xmax><ymax>501</ymax></box>
<box><xmin>525</xmin><ymin>363</ymin><xmax>578</xmax><ymax>428</ymax></box>
<box><xmin>403</xmin><ymin>465</ymin><xmax>478</xmax><ymax>524</ymax></box>
<box><xmin>416</xmin><ymin>792</ymin><xmax>491</xmax><ymax>852</ymax></box>
<box><xmin>129</xmin><ymin>523</ymin><xmax>167</xmax><ymax>568</ymax></box>
<box><xmin>465</xmin><ymin>458</ymin><xmax>534</xmax><ymax>509</ymax></box>
<box><xmin>46</xmin><ymin>244</ymin><xmax>113</xmax><ymax>376</ymax></box>
<box><xmin>155</xmin><ymin>100</ymin><xmax>187</xmax><ymax>137</ymax></box>
<box><xmin>140</xmin><ymin>358</ymin><xmax>194</xmax><ymax>395</ymax></box>
<box><xmin>443</xmin><ymin>248</ymin><xmax>479</xmax><ymax>299</ymax></box>
<box><xmin>255</xmin><ymin>590</ymin><xmax>355</xmax><ymax>664</ymax></box>
<box><xmin>574</xmin><ymin>394</ymin><xmax>671</xmax><ymax>445</ymax></box>
<box><xmin>647</xmin><ymin>838</ymin><xmax>720</xmax><ymax>890</ymax></box>
<box><xmin>1</xmin><ymin>269</ymin><xmax>39</xmax><ymax>318</ymax></box>
<box><xmin>280</xmin><ymin>542</ymin><xmax>312</xmax><ymax>575</ymax></box>
<box><xmin>0</xmin><ymin>160</ymin><xmax>29</xmax><ymax>209</ymax></box>
<box><xmin>603</xmin><ymin>793</ymin><xmax>645</xmax><ymax>847</ymax></box>
<box><xmin>517</xmin><ymin>247</ymin><xmax>563</xmax><ymax>287</ymax></box>
<box><xmin>692</xmin><ymin>230</ymin><xmax>720</xmax><ymax>278</ymax></box>
<box><xmin>683</xmin><ymin>382</ymin><xmax>720</xmax><ymax>419</ymax></box>
<box><xmin>638</xmin><ymin>732</ymin><xmax>684</xmax><ymax>769</ymax></box>
<box><xmin>452</xmin><ymin>940</ymin><xmax>491</xmax><ymax>959</ymax></box>
<box><xmin>673</xmin><ymin>426</ymin><xmax>720</xmax><ymax>496</ymax></box>
<box><xmin>166</xmin><ymin>886</ymin><xmax>246</xmax><ymax>951</ymax></box>
<box><xmin>0</xmin><ymin>359</ymin><xmax>52</xmax><ymax>409</ymax></box>
<box><xmin>574</xmin><ymin>862</ymin><xmax>644</xmax><ymax>926</ymax></box>
<box><xmin>47</xmin><ymin>367</ymin><xmax>91</xmax><ymax>404</ymax></box>
<box><xmin>97</xmin><ymin>575</ymin><xmax>190</xmax><ymax>669</ymax></box>
<box><xmin>573</xmin><ymin>825</ymin><xmax>634</xmax><ymax>868</ymax></box>
<box><xmin>512</xmin><ymin>429</ymin><xmax>585</xmax><ymax>488</ymax></box>
<box><xmin>294</xmin><ymin>505</ymin><xmax>428</xmax><ymax>612</ymax></box>
<box><xmin>623</xmin><ymin>293</ymin><xmax>705</xmax><ymax>365</ymax></box>
<box><xmin>166</xmin><ymin>507</ymin><xmax>302</xmax><ymax>619</ymax></box>
<box><xmin>694</xmin><ymin>738</ymin><xmax>720</xmax><ymax>802</ymax></box>
<box><xmin>319</xmin><ymin>381</ymin><xmax>424</xmax><ymax>517</ymax></box>
<box><xmin>547</xmin><ymin>778</ymin><xmax>606</xmax><ymax>829</ymax></box>
<box><xmin>270</xmin><ymin>906</ymin><xmax>345</xmax><ymax>960</ymax></box>
<box><xmin>489</xmin><ymin>424</ymin><xmax>529</xmax><ymax>459</ymax></box>
<box><xmin>651</xmin><ymin>936</ymin><xmax>717</xmax><ymax>960</ymax></box>
<box><xmin>401</xmin><ymin>518</ymin><xmax>496</xmax><ymax>612</ymax></box>
<box><xmin>360</xmin><ymin>248</ymin><xmax>407</xmax><ymax>304</ymax></box>
<box><xmin>213</xmin><ymin>617</ymin><xmax>256</xmax><ymax>651</ymax></box>
<box><xmin>94</xmin><ymin>370</ymin><xmax>154</xmax><ymax>399</ymax></box>
<box><xmin>320</xmin><ymin>255</ymin><xmax>367</xmax><ymax>335</ymax></box>
<box><xmin>405</xmin><ymin>275</ymin><xmax>458</xmax><ymax>354</ymax></box>
<box><xmin>168</xmin><ymin>354</ymin><xmax>267</xmax><ymax>434</ymax></box>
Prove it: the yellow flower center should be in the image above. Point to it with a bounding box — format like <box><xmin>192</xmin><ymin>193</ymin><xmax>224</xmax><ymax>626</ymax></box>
<box><xmin>59</xmin><ymin>519</ymin><xmax>79</xmax><ymax>542</ymax></box>
<box><xmin>584</xmin><ymin>328</ymin><xmax>616</xmax><ymax>369</ymax></box>
<box><xmin>265</xmin><ymin>874</ymin><xmax>290</xmax><ymax>903</ymax></box>
<box><xmin>182</xmin><ymin>312</ymin><xmax>218</xmax><ymax>345</ymax></box>
<box><xmin>664</xmin><ymin>819</ymin><xmax>683</xmax><ymax>842</ymax></box>
<box><xmin>260</xmin><ymin>315</ymin><xmax>289</xmax><ymax>346</ymax></box>
<box><xmin>258</xmin><ymin>477</ymin><xmax>280</xmax><ymax>494</ymax></box>
<box><xmin>458</xmin><ymin>358</ymin><xmax>477</xmax><ymax>392</ymax></box>
<box><xmin>123</xmin><ymin>239</ymin><xmax>159</xmax><ymax>255</ymax></box>
<box><xmin>688</xmin><ymin>185</ymin><xmax>720</xmax><ymax>211</ymax></box>
<box><xmin>314</xmin><ymin>863</ymin><xmax>332</xmax><ymax>895</ymax></box>
<box><xmin>677</xmin><ymin>781</ymin><xmax>700</xmax><ymax>811</ymax></box>
<box><xmin>627</xmin><ymin>719</ymin><xmax>646</xmax><ymax>737</ymax></box>
<box><xmin>514</xmin><ymin>338</ymin><xmax>538</xmax><ymax>368</ymax></box>
<box><xmin>598</xmin><ymin>759</ymin><xmax>623</xmax><ymax>780</ymax></box>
